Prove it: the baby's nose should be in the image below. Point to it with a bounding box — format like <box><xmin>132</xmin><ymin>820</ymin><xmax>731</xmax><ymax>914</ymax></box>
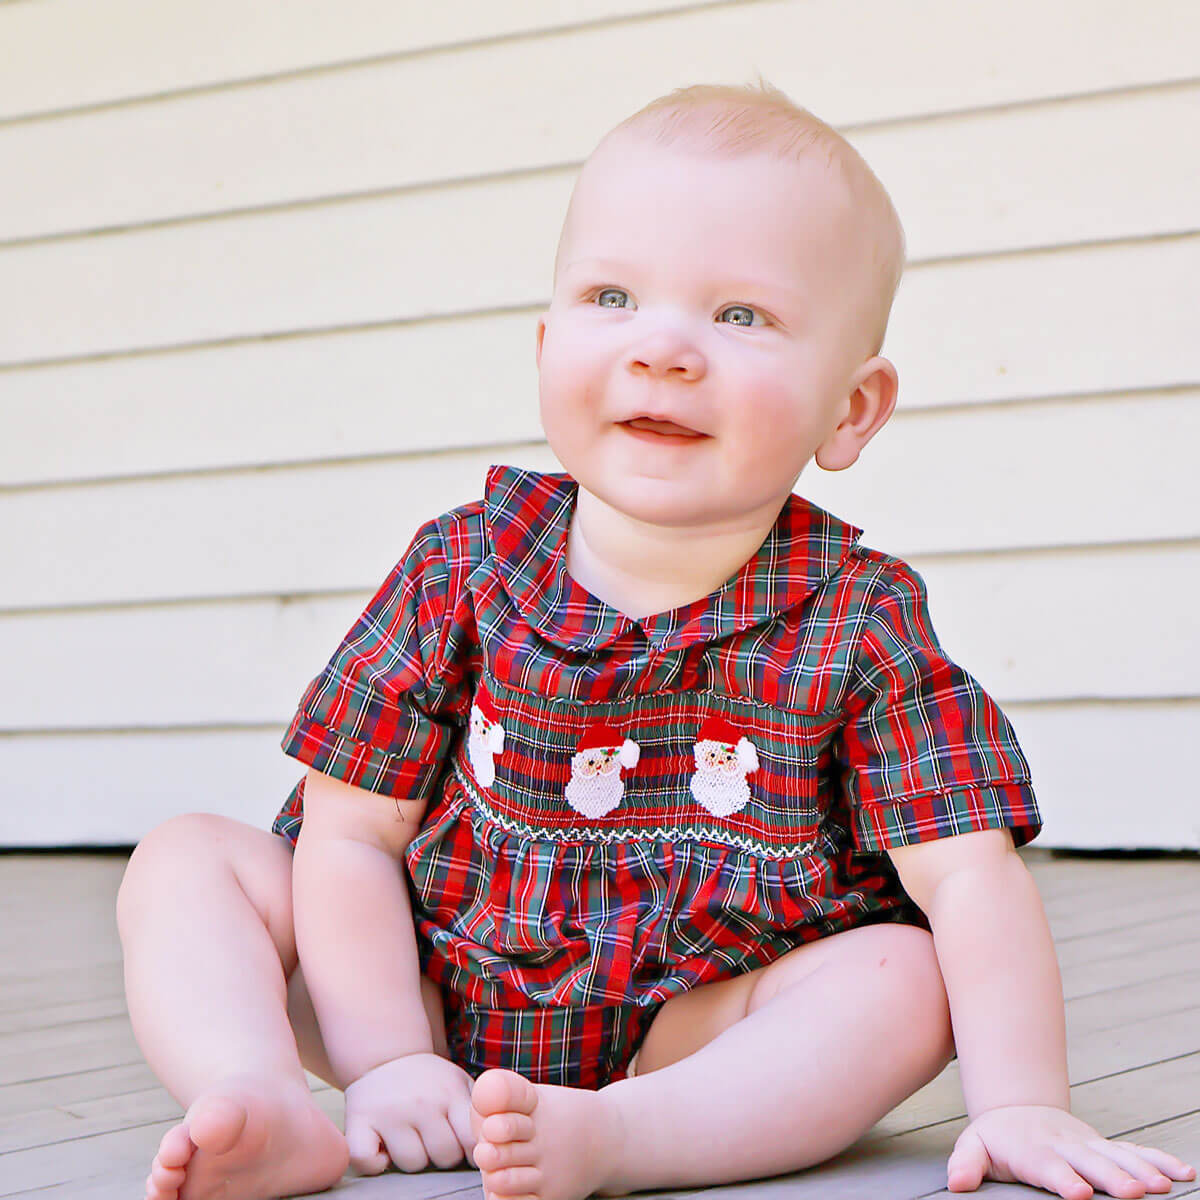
<box><xmin>626</xmin><ymin>327</ymin><xmax>706</xmax><ymax>380</ymax></box>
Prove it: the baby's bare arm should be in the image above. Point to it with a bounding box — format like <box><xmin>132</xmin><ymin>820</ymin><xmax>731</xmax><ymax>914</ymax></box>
<box><xmin>891</xmin><ymin>835</ymin><xmax>1193</xmax><ymax>1193</ymax></box>
<box><xmin>889</xmin><ymin>830</ymin><xmax>1068</xmax><ymax>1115</ymax></box>
<box><xmin>925</xmin><ymin>849</ymin><xmax>1069</xmax><ymax>1115</ymax></box>
<box><xmin>291</xmin><ymin>768</ymin><xmax>433</xmax><ymax>1089</ymax></box>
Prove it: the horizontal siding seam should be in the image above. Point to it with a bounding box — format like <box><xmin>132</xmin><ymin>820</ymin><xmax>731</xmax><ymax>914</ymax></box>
<box><xmin>0</xmin><ymin>160</ymin><xmax>580</xmax><ymax>253</ymax></box>
<box><xmin>0</xmin><ymin>0</ymin><xmax>761</xmax><ymax>127</ymax></box>
<box><xmin>1</xmin><ymin>32</ymin><xmax>1195</xmax><ymax>132</ymax></box>
<box><xmin>0</xmin><ymin>438</ymin><xmax>549</xmax><ymax>493</ymax></box>
<box><xmin>0</xmin><ymin>301</ymin><xmax>543</xmax><ymax>371</ymax></box>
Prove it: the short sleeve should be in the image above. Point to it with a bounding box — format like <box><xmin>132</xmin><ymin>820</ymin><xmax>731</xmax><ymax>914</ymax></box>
<box><xmin>836</xmin><ymin>561</ymin><xmax>1041</xmax><ymax>853</ymax></box>
<box><xmin>273</xmin><ymin>517</ymin><xmax>475</xmax><ymax>843</ymax></box>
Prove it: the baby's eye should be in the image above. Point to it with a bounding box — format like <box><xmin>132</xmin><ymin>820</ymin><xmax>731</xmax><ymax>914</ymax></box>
<box><xmin>717</xmin><ymin>304</ymin><xmax>763</xmax><ymax>327</ymax></box>
<box><xmin>594</xmin><ymin>287</ymin><xmax>633</xmax><ymax>309</ymax></box>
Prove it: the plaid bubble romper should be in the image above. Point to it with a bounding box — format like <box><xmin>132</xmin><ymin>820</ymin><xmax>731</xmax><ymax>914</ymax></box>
<box><xmin>272</xmin><ymin>465</ymin><xmax>1041</xmax><ymax>1090</ymax></box>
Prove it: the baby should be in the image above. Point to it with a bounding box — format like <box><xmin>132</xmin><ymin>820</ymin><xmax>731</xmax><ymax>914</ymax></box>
<box><xmin>117</xmin><ymin>81</ymin><xmax>1195</xmax><ymax>1200</ymax></box>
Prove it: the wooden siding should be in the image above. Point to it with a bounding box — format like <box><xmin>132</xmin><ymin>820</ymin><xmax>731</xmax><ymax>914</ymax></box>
<box><xmin>1</xmin><ymin>0</ymin><xmax>1198</xmax><ymax>847</ymax></box>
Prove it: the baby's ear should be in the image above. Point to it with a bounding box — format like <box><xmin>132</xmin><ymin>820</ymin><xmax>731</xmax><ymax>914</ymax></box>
<box><xmin>815</xmin><ymin>357</ymin><xmax>899</xmax><ymax>472</ymax></box>
<box><xmin>535</xmin><ymin>314</ymin><xmax>548</xmax><ymax>368</ymax></box>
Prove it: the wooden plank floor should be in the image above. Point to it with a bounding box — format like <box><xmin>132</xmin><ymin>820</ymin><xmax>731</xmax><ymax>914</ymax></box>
<box><xmin>1</xmin><ymin>847</ymin><xmax>1197</xmax><ymax>1199</ymax></box>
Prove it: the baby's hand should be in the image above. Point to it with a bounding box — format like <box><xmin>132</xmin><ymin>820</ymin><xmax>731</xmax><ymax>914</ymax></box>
<box><xmin>947</xmin><ymin>1104</ymin><xmax>1196</xmax><ymax>1198</ymax></box>
<box><xmin>343</xmin><ymin>1052</ymin><xmax>477</xmax><ymax>1175</ymax></box>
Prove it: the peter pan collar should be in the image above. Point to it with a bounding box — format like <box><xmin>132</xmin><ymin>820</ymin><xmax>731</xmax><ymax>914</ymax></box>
<box><xmin>484</xmin><ymin>463</ymin><xmax>862</xmax><ymax>653</ymax></box>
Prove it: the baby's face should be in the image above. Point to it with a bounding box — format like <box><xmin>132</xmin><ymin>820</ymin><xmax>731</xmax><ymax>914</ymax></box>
<box><xmin>536</xmin><ymin>136</ymin><xmax>887</xmax><ymax>527</ymax></box>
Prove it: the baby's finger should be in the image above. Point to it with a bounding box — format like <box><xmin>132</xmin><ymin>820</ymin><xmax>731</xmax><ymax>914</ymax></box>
<box><xmin>1091</xmin><ymin>1141</ymin><xmax>1175</xmax><ymax>1192</ymax></box>
<box><xmin>418</xmin><ymin>1116</ymin><xmax>467</xmax><ymax>1170</ymax></box>
<box><xmin>381</xmin><ymin>1124</ymin><xmax>429</xmax><ymax>1173</ymax></box>
<box><xmin>1110</xmin><ymin>1143</ymin><xmax>1197</xmax><ymax>1182</ymax></box>
<box><xmin>946</xmin><ymin>1126</ymin><xmax>989</xmax><ymax>1191</ymax></box>
<box><xmin>1017</xmin><ymin>1146</ymin><xmax>1094</xmax><ymax>1200</ymax></box>
<box><xmin>344</xmin><ymin>1119</ymin><xmax>389</xmax><ymax>1176</ymax></box>
<box><xmin>448</xmin><ymin>1098</ymin><xmax>478</xmax><ymax>1167</ymax></box>
<box><xmin>1055</xmin><ymin>1143</ymin><xmax>1147</xmax><ymax>1198</ymax></box>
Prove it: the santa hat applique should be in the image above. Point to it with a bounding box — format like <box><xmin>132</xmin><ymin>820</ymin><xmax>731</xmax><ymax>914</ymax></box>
<box><xmin>696</xmin><ymin>715</ymin><xmax>759</xmax><ymax>772</ymax></box>
<box><xmin>576</xmin><ymin>725</ymin><xmax>641</xmax><ymax>769</ymax></box>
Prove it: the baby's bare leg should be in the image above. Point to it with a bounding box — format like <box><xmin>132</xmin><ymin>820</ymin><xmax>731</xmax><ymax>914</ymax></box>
<box><xmin>117</xmin><ymin>812</ymin><xmax>351</xmax><ymax>1200</ymax></box>
<box><xmin>120</xmin><ymin>815</ymin><xmax>307</xmax><ymax>1098</ymax></box>
<box><xmin>119</xmin><ymin>813</ymin><xmax>448</xmax><ymax>1099</ymax></box>
<box><xmin>602</xmin><ymin>922</ymin><xmax>956</xmax><ymax>1191</ymax></box>
<box><xmin>469</xmin><ymin>923</ymin><xmax>955</xmax><ymax>1200</ymax></box>
<box><xmin>117</xmin><ymin>812</ymin><xmax>446</xmax><ymax>1200</ymax></box>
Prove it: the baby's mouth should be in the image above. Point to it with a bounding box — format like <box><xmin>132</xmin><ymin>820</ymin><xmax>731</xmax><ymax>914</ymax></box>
<box><xmin>622</xmin><ymin>417</ymin><xmax>706</xmax><ymax>438</ymax></box>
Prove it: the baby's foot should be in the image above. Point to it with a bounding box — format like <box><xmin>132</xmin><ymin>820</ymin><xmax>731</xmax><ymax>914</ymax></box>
<box><xmin>470</xmin><ymin>1069</ymin><xmax>627</xmax><ymax>1200</ymax></box>
<box><xmin>144</xmin><ymin>1072</ymin><xmax>350</xmax><ymax>1200</ymax></box>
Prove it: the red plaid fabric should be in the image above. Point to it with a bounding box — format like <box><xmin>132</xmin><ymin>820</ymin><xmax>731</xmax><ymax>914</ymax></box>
<box><xmin>274</xmin><ymin>464</ymin><xmax>1039</xmax><ymax>1088</ymax></box>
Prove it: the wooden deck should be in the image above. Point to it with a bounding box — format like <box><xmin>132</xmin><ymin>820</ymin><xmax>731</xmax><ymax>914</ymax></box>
<box><xmin>1</xmin><ymin>847</ymin><xmax>1197</xmax><ymax>1199</ymax></box>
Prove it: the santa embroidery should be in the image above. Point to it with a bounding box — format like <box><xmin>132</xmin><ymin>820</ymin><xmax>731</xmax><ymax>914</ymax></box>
<box><xmin>564</xmin><ymin>725</ymin><xmax>641</xmax><ymax>818</ymax></box>
<box><xmin>689</xmin><ymin>715</ymin><xmax>759</xmax><ymax>818</ymax></box>
<box><xmin>466</xmin><ymin>694</ymin><xmax>505</xmax><ymax>788</ymax></box>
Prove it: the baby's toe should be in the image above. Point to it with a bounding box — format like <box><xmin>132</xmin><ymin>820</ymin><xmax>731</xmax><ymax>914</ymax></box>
<box><xmin>185</xmin><ymin>1094</ymin><xmax>247</xmax><ymax>1156</ymax></box>
<box><xmin>476</xmin><ymin>1137</ymin><xmax>539</xmax><ymax>1170</ymax></box>
<box><xmin>150</xmin><ymin>1159</ymin><xmax>186</xmax><ymax>1191</ymax></box>
<box><xmin>472</xmin><ymin>1069</ymin><xmax>539</xmax><ymax>1122</ymax></box>
<box><xmin>486</xmin><ymin>1164</ymin><xmax>544</xmax><ymax>1197</ymax></box>
<box><xmin>482</xmin><ymin>1112</ymin><xmax>536</xmax><ymax>1143</ymax></box>
<box><xmin>152</xmin><ymin>1124</ymin><xmax>195</xmax><ymax>1170</ymax></box>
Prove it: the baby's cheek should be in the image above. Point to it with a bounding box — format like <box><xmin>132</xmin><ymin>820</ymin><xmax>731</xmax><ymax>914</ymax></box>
<box><xmin>735</xmin><ymin>372</ymin><xmax>824</xmax><ymax>440</ymax></box>
<box><xmin>538</xmin><ymin>367</ymin><xmax>593</xmax><ymax>446</ymax></box>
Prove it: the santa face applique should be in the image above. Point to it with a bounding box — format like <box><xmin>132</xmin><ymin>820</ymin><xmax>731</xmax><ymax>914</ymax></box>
<box><xmin>467</xmin><ymin>698</ymin><xmax>505</xmax><ymax>788</ymax></box>
<box><xmin>689</xmin><ymin>716</ymin><xmax>759</xmax><ymax>818</ymax></box>
<box><xmin>564</xmin><ymin>726</ymin><xmax>641</xmax><ymax>818</ymax></box>
<box><xmin>467</xmin><ymin>698</ymin><xmax>760</xmax><ymax>824</ymax></box>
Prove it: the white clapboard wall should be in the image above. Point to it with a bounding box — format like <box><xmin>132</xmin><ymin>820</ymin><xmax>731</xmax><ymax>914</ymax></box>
<box><xmin>1</xmin><ymin>0</ymin><xmax>1197</xmax><ymax>849</ymax></box>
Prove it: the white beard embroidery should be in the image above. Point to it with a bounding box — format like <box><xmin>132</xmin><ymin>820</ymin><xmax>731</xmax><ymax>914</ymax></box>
<box><xmin>466</xmin><ymin>705</ymin><xmax>505</xmax><ymax>790</ymax></box>
<box><xmin>564</xmin><ymin>753</ymin><xmax>625</xmax><ymax>818</ymax></box>
<box><xmin>689</xmin><ymin>759</ymin><xmax>753</xmax><ymax>818</ymax></box>
<box><xmin>466</xmin><ymin>728</ymin><xmax>497</xmax><ymax>788</ymax></box>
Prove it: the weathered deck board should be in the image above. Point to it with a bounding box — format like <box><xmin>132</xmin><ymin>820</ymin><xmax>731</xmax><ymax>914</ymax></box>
<box><xmin>0</xmin><ymin>848</ymin><xmax>1196</xmax><ymax>1199</ymax></box>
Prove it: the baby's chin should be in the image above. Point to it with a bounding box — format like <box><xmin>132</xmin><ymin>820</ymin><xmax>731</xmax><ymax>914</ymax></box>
<box><xmin>557</xmin><ymin>432</ymin><xmax>795</xmax><ymax>529</ymax></box>
<box><xmin>575</xmin><ymin>467</ymin><xmax>751</xmax><ymax>530</ymax></box>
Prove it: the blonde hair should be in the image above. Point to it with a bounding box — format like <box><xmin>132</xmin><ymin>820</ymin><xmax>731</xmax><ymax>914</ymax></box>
<box><xmin>557</xmin><ymin>78</ymin><xmax>906</xmax><ymax>356</ymax></box>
